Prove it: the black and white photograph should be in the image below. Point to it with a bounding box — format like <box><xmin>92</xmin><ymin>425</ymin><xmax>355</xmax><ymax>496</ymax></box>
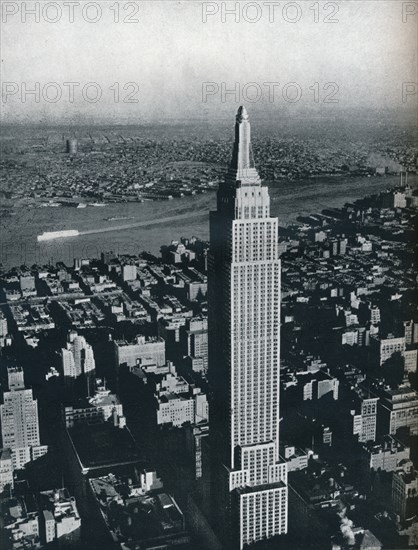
<box><xmin>0</xmin><ymin>1</ymin><xmax>417</xmax><ymax>549</ymax></box>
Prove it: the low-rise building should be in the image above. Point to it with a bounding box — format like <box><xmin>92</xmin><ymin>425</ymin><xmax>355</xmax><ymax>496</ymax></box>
<box><xmin>39</xmin><ymin>488</ymin><xmax>81</xmax><ymax>545</ymax></box>
<box><xmin>394</xmin><ymin>191</ymin><xmax>407</xmax><ymax>208</ymax></box>
<box><xmin>301</xmin><ymin>371</ymin><xmax>339</xmax><ymax>401</ymax></box>
<box><xmin>0</xmin><ymin>448</ymin><xmax>14</xmax><ymax>492</ymax></box>
<box><xmin>403</xmin><ymin>348</ymin><xmax>417</xmax><ymax>373</ymax></box>
<box><xmin>371</xmin><ymin>334</ymin><xmax>406</xmax><ymax>366</ymax></box>
<box><xmin>379</xmin><ymin>385</ymin><xmax>418</xmax><ymax>436</ymax></box>
<box><xmin>280</xmin><ymin>445</ymin><xmax>309</xmax><ymax>472</ymax></box>
<box><xmin>392</xmin><ymin>461</ymin><xmax>418</xmax><ymax>521</ymax></box>
<box><xmin>2</xmin><ymin>496</ymin><xmax>40</xmax><ymax>550</ymax></box>
<box><xmin>155</xmin><ymin>366</ymin><xmax>209</xmax><ymax>427</ymax></box>
<box><xmin>114</xmin><ymin>335</ymin><xmax>166</xmax><ymax>369</ymax></box>
<box><xmin>365</xmin><ymin>436</ymin><xmax>410</xmax><ymax>472</ymax></box>
<box><xmin>64</xmin><ymin>383</ymin><xmax>126</xmax><ymax>429</ymax></box>
<box><xmin>122</xmin><ymin>263</ymin><xmax>137</xmax><ymax>282</ymax></box>
<box><xmin>89</xmin><ymin>469</ymin><xmax>189</xmax><ymax>548</ymax></box>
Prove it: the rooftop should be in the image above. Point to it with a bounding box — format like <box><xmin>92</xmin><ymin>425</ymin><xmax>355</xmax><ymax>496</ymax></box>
<box><xmin>89</xmin><ymin>472</ymin><xmax>186</xmax><ymax>545</ymax></box>
<box><xmin>67</xmin><ymin>423</ymin><xmax>142</xmax><ymax>471</ymax></box>
<box><xmin>235</xmin><ymin>480</ymin><xmax>286</xmax><ymax>495</ymax></box>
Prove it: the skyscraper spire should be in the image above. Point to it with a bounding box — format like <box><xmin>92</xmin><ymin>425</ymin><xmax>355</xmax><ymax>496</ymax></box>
<box><xmin>236</xmin><ymin>105</ymin><xmax>248</xmax><ymax>121</ymax></box>
<box><xmin>226</xmin><ymin>106</ymin><xmax>261</xmax><ymax>187</ymax></box>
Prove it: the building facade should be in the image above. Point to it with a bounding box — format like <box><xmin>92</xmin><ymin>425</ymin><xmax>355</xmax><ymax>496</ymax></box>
<box><xmin>114</xmin><ymin>335</ymin><xmax>166</xmax><ymax>368</ymax></box>
<box><xmin>181</xmin><ymin>315</ymin><xmax>208</xmax><ymax>373</ymax></box>
<box><xmin>0</xmin><ymin>367</ymin><xmax>47</xmax><ymax>469</ymax></box>
<box><xmin>392</xmin><ymin>461</ymin><xmax>418</xmax><ymax>521</ymax></box>
<box><xmin>208</xmin><ymin>107</ymin><xmax>287</xmax><ymax>549</ymax></box>
<box><xmin>0</xmin><ymin>312</ymin><xmax>8</xmax><ymax>348</ymax></box>
<box><xmin>403</xmin><ymin>348</ymin><xmax>417</xmax><ymax>373</ymax></box>
<box><xmin>365</xmin><ymin>436</ymin><xmax>410</xmax><ymax>472</ymax></box>
<box><xmin>39</xmin><ymin>488</ymin><xmax>81</xmax><ymax>544</ymax></box>
<box><xmin>372</xmin><ymin>335</ymin><xmax>406</xmax><ymax>366</ymax></box>
<box><xmin>0</xmin><ymin>448</ymin><xmax>14</xmax><ymax>492</ymax></box>
<box><xmin>61</xmin><ymin>331</ymin><xmax>96</xmax><ymax>379</ymax></box>
<box><xmin>379</xmin><ymin>385</ymin><xmax>418</xmax><ymax>436</ymax></box>
<box><xmin>352</xmin><ymin>396</ymin><xmax>379</xmax><ymax>443</ymax></box>
<box><xmin>64</xmin><ymin>385</ymin><xmax>126</xmax><ymax>429</ymax></box>
<box><xmin>155</xmin><ymin>367</ymin><xmax>209</xmax><ymax>427</ymax></box>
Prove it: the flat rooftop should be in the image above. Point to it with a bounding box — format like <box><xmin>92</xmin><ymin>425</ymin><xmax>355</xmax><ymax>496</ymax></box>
<box><xmin>68</xmin><ymin>423</ymin><xmax>141</xmax><ymax>471</ymax></box>
<box><xmin>235</xmin><ymin>481</ymin><xmax>286</xmax><ymax>495</ymax></box>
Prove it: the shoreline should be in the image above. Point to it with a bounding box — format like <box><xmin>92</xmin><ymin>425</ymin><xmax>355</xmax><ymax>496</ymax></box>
<box><xmin>0</xmin><ymin>171</ymin><xmax>408</xmax><ymax>211</ymax></box>
<box><xmin>1</xmin><ymin>179</ymin><xmax>415</xmax><ymax>273</ymax></box>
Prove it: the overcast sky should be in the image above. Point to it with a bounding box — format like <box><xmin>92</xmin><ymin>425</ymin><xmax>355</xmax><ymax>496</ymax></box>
<box><xmin>1</xmin><ymin>0</ymin><xmax>416</xmax><ymax>123</ymax></box>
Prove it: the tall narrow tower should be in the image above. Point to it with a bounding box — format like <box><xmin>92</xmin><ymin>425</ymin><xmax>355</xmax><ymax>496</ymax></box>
<box><xmin>208</xmin><ymin>107</ymin><xmax>287</xmax><ymax>549</ymax></box>
<box><xmin>61</xmin><ymin>331</ymin><xmax>96</xmax><ymax>396</ymax></box>
<box><xmin>0</xmin><ymin>366</ymin><xmax>43</xmax><ymax>470</ymax></box>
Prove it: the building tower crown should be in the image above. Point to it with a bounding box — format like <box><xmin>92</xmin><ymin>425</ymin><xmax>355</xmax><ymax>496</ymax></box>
<box><xmin>236</xmin><ymin>105</ymin><xmax>249</xmax><ymax>122</ymax></box>
<box><xmin>226</xmin><ymin>106</ymin><xmax>260</xmax><ymax>187</ymax></box>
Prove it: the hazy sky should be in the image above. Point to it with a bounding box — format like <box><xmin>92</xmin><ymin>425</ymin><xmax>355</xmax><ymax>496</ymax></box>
<box><xmin>1</xmin><ymin>0</ymin><xmax>417</xmax><ymax>123</ymax></box>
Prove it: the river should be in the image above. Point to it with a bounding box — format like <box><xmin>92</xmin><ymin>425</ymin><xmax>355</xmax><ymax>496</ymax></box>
<box><xmin>0</xmin><ymin>173</ymin><xmax>412</xmax><ymax>269</ymax></box>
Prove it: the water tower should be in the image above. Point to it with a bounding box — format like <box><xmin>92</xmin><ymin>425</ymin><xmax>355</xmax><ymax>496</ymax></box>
<box><xmin>66</xmin><ymin>138</ymin><xmax>78</xmax><ymax>155</ymax></box>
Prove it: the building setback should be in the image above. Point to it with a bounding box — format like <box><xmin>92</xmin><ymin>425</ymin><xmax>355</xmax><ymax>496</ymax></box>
<box><xmin>61</xmin><ymin>330</ymin><xmax>96</xmax><ymax>379</ymax></box>
<box><xmin>0</xmin><ymin>366</ymin><xmax>47</xmax><ymax>469</ymax></box>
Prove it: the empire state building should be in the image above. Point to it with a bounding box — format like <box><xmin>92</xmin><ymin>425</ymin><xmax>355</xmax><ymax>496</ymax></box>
<box><xmin>208</xmin><ymin>107</ymin><xmax>288</xmax><ymax>549</ymax></box>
